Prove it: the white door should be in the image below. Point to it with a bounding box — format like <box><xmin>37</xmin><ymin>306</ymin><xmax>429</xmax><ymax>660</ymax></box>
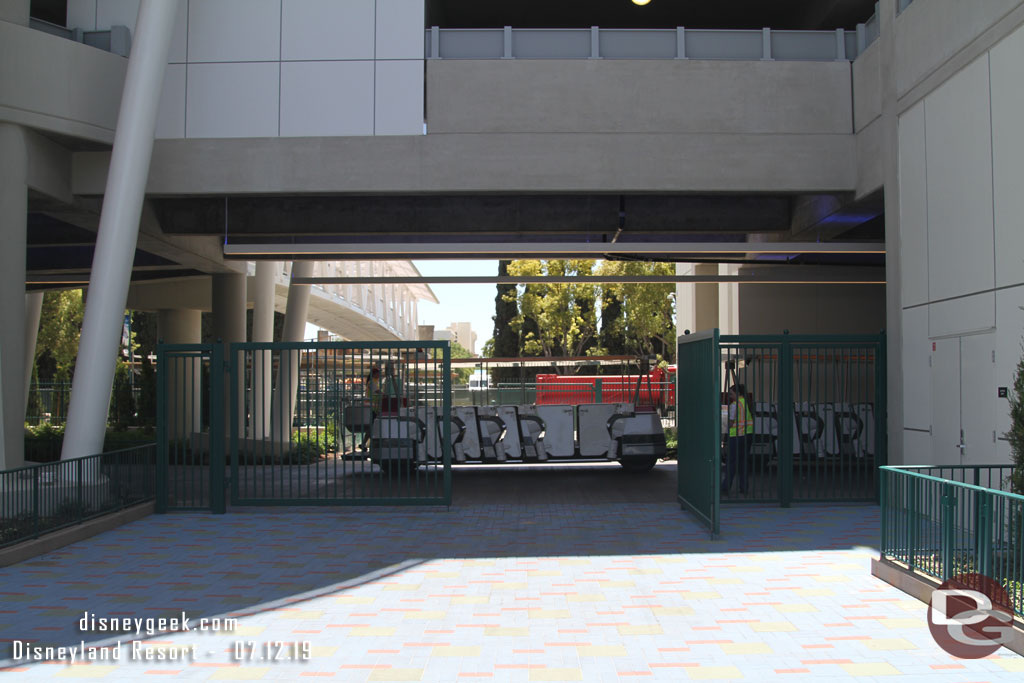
<box><xmin>960</xmin><ymin>333</ymin><xmax>996</xmax><ymax>465</ymax></box>
<box><xmin>929</xmin><ymin>333</ymin><xmax>997</xmax><ymax>465</ymax></box>
<box><xmin>930</xmin><ymin>337</ymin><xmax>961</xmax><ymax>465</ymax></box>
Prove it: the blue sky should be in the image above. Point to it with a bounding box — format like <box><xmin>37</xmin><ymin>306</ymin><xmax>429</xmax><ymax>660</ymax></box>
<box><xmin>414</xmin><ymin>260</ymin><xmax>501</xmax><ymax>354</ymax></box>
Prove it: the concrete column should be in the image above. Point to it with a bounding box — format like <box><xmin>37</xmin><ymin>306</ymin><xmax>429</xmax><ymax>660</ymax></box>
<box><xmin>0</xmin><ymin>124</ymin><xmax>27</xmax><ymax>470</ymax></box>
<box><xmin>24</xmin><ymin>291</ymin><xmax>43</xmax><ymax>414</ymax></box>
<box><xmin>693</xmin><ymin>263</ymin><xmax>720</xmax><ymax>332</ymax></box>
<box><xmin>62</xmin><ymin>0</ymin><xmax>178</xmax><ymax>460</ymax></box>
<box><xmin>717</xmin><ymin>264</ymin><xmax>740</xmax><ymax>336</ymax></box>
<box><xmin>212</xmin><ymin>272</ymin><xmax>246</xmax><ymax>437</ymax></box>
<box><xmin>250</xmin><ymin>262</ymin><xmax>275</xmax><ymax>439</ymax></box>
<box><xmin>879</xmin><ymin>0</ymin><xmax>903</xmax><ymax>464</ymax></box>
<box><xmin>158</xmin><ymin>309</ymin><xmax>201</xmax><ymax>441</ymax></box>
<box><xmin>270</xmin><ymin>262</ymin><xmax>313</xmax><ymax>442</ymax></box>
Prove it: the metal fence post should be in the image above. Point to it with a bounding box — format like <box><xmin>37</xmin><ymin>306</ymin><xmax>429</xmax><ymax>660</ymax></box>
<box><xmin>209</xmin><ymin>343</ymin><xmax>226</xmax><ymax>514</ymax></box>
<box><xmin>442</xmin><ymin>343</ymin><xmax>452</xmax><ymax>506</ymax></box>
<box><xmin>942</xmin><ymin>483</ymin><xmax>955</xmax><ymax>581</ymax></box>
<box><xmin>32</xmin><ymin>467</ymin><xmax>40</xmax><ymax>538</ymax></box>
<box><xmin>595</xmin><ymin>378</ymin><xmax>603</xmax><ymax>404</ymax></box>
<box><xmin>977</xmin><ymin>491</ymin><xmax>992</xmax><ymax>578</ymax></box>
<box><xmin>880</xmin><ymin>467</ymin><xmax>888</xmax><ymax>556</ymax></box>
<box><xmin>156</xmin><ymin>344</ymin><xmax>167</xmax><ymax>513</ymax></box>
<box><xmin>908</xmin><ymin>477</ymin><xmax>918</xmax><ymax>571</ymax></box>
<box><xmin>778</xmin><ymin>332</ymin><xmax>793</xmax><ymax>508</ymax></box>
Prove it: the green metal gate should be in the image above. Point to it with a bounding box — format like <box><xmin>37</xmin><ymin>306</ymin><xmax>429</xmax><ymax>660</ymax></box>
<box><xmin>677</xmin><ymin>330</ymin><xmax>722</xmax><ymax>537</ymax></box>
<box><xmin>156</xmin><ymin>344</ymin><xmax>226</xmax><ymax>513</ymax></box>
<box><xmin>718</xmin><ymin>333</ymin><xmax>886</xmax><ymax>506</ymax></box>
<box><xmin>227</xmin><ymin>341</ymin><xmax>452</xmax><ymax>506</ymax></box>
<box><xmin>677</xmin><ymin>331</ymin><xmax>886</xmax><ymax>533</ymax></box>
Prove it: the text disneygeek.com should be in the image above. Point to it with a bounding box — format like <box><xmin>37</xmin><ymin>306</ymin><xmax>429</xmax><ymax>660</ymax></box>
<box><xmin>7</xmin><ymin>611</ymin><xmax>311</xmax><ymax>665</ymax></box>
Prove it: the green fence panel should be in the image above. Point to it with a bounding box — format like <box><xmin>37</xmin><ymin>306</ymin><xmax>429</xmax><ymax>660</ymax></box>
<box><xmin>228</xmin><ymin>340</ymin><xmax>451</xmax><ymax>506</ymax></box>
<box><xmin>156</xmin><ymin>344</ymin><xmax>221</xmax><ymax>512</ymax></box>
<box><xmin>720</xmin><ymin>333</ymin><xmax>885</xmax><ymax>506</ymax></box>
<box><xmin>880</xmin><ymin>465</ymin><xmax>1024</xmax><ymax>618</ymax></box>
<box><xmin>677</xmin><ymin>330</ymin><xmax>721</xmax><ymax>537</ymax></box>
<box><xmin>0</xmin><ymin>445</ymin><xmax>156</xmax><ymax>548</ymax></box>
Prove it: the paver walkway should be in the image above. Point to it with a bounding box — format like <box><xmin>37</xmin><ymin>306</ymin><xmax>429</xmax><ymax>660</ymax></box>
<box><xmin>1</xmin><ymin>501</ymin><xmax>1022</xmax><ymax>681</ymax></box>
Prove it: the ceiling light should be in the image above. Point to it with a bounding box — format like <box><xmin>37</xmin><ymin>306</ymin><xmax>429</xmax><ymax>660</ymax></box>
<box><xmin>632</xmin><ymin>0</ymin><xmax>652</xmax><ymax>5</ymax></box>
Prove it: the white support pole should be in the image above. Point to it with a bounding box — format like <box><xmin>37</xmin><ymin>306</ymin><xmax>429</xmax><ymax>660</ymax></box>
<box><xmin>270</xmin><ymin>262</ymin><xmax>314</xmax><ymax>443</ymax></box>
<box><xmin>0</xmin><ymin>124</ymin><xmax>27</xmax><ymax>470</ymax></box>
<box><xmin>23</xmin><ymin>291</ymin><xmax>43</xmax><ymax>415</ymax></box>
<box><xmin>62</xmin><ymin>0</ymin><xmax>178</xmax><ymax>460</ymax></box>
<box><xmin>250</xmin><ymin>262</ymin><xmax>275</xmax><ymax>439</ymax></box>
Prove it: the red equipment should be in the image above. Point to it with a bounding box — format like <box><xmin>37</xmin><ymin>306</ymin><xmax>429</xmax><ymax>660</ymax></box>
<box><xmin>535</xmin><ymin>366</ymin><xmax>676</xmax><ymax>408</ymax></box>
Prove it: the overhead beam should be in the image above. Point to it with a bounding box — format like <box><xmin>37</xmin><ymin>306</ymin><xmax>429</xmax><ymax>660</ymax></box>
<box><xmin>293</xmin><ymin>271</ymin><xmax>886</xmax><ymax>286</ymax></box>
<box><xmin>225</xmin><ymin>241</ymin><xmax>885</xmax><ymax>259</ymax></box>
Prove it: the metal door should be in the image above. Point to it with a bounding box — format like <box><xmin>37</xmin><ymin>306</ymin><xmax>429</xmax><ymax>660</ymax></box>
<box><xmin>676</xmin><ymin>330</ymin><xmax>721</xmax><ymax>537</ymax></box>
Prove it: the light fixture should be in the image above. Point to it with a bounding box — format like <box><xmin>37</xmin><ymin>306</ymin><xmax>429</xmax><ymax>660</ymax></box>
<box><xmin>632</xmin><ymin>0</ymin><xmax>652</xmax><ymax>5</ymax></box>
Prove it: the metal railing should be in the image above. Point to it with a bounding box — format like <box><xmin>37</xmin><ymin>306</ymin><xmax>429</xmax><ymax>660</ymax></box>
<box><xmin>880</xmin><ymin>465</ymin><xmax>1024</xmax><ymax>617</ymax></box>
<box><xmin>426</xmin><ymin>26</ymin><xmax>861</xmax><ymax>61</ymax></box>
<box><xmin>0</xmin><ymin>444</ymin><xmax>156</xmax><ymax>549</ymax></box>
<box><xmin>28</xmin><ymin>18</ymin><xmax>131</xmax><ymax>56</ymax></box>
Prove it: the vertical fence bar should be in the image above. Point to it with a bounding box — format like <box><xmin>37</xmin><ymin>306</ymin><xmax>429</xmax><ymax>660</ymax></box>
<box><xmin>210</xmin><ymin>343</ymin><xmax>225</xmax><ymax>514</ymax></box>
<box><xmin>778</xmin><ymin>334</ymin><xmax>793</xmax><ymax>507</ymax></box>
<box><xmin>942</xmin><ymin>483</ymin><xmax>955</xmax><ymax>581</ymax></box>
<box><xmin>156</xmin><ymin>345</ymin><xmax>167</xmax><ymax>513</ymax></box>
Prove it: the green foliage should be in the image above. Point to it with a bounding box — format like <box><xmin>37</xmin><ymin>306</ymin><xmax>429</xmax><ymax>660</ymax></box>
<box><xmin>1008</xmin><ymin>341</ymin><xmax>1024</xmax><ymax>495</ymax></box>
<box><xmin>450</xmin><ymin>341</ymin><xmax>473</xmax><ymax>383</ymax></box>
<box><xmin>291</xmin><ymin>426</ymin><xmax>336</xmax><ymax>461</ymax></box>
<box><xmin>597</xmin><ymin>261</ymin><xmax>676</xmax><ymax>362</ymax></box>
<box><xmin>505</xmin><ymin>260</ymin><xmax>599</xmax><ymax>364</ymax></box>
<box><xmin>491</xmin><ymin>260</ymin><xmax>522</xmax><ymax>383</ymax></box>
<box><xmin>111</xmin><ymin>361</ymin><xmax>135</xmax><ymax>429</ymax></box>
<box><xmin>137</xmin><ymin>356</ymin><xmax>157</xmax><ymax>428</ymax></box>
<box><xmin>36</xmin><ymin>290</ymin><xmax>84</xmax><ymax>381</ymax></box>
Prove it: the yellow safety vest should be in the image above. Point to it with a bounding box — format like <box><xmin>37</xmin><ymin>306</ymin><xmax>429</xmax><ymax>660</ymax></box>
<box><xmin>729</xmin><ymin>396</ymin><xmax>754</xmax><ymax>437</ymax></box>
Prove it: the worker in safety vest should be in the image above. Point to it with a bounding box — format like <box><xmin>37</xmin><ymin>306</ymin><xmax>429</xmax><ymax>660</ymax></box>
<box><xmin>722</xmin><ymin>384</ymin><xmax>754</xmax><ymax>495</ymax></box>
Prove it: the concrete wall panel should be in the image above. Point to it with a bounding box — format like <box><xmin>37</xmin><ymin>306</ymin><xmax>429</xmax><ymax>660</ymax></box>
<box><xmin>929</xmin><ymin>335</ymin><xmax>960</xmax><ymax>466</ymax></box>
<box><xmin>901</xmin><ymin>305</ymin><xmax>930</xmax><ymax>432</ymax></box>
<box><xmin>281</xmin><ymin>0</ymin><xmax>375</xmax><ymax>61</ymax></box>
<box><xmin>187</xmin><ymin>0</ymin><xmax>281</xmax><ymax>63</ymax></box>
<box><xmin>67</xmin><ymin>0</ymin><xmax>98</xmax><ymax>30</ymax></box>
<box><xmin>855</xmin><ymin>116</ymin><xmax>883</xmax><ymax>199</ymax></box>
<box><xmin>280</xmin><ymin>61</ymin><xmax>374</xmax><ymax>137</ymax></box>
<box><xmin>929</xmin><ymin>292</ymin><xmax>995</xmax><ymax>339</ymax></box>
<box><xmin>374</xmin><ymin>59</ymin><xmax>423</xmax><ymax>135</ymax></box>
<box><xmin>852</xmin><ymin>40</ymin><xmax>881</xmax><ymax>132</ymax></box>
<box><xmin>375</xmin><ymin>0</ymin><xmax>424</xmax><ymax>60</ymax></box>
<box><xmin>897</xmin><ymin>101</ymin><xmax>927</xmax><ymax>308</ymax></box>
<box><xmin>155</xmin><ymin>63</ymin><xmax>186</xmax><ymax>139</ymax></box>
<box><xmin>895</xmin><ymin>0</ymin><xmax>1020</xmax><ymax>96</ymax></box>
<box><xmin>990</xmin><ymin>24</ymin><xmax>1024</xmax><ymax>290</ymax></box>
<box><xmin>737</xmin><ymin>283</ymin><xmax>885</xmax><ymax>336</ymax></box>
<box><xmin>0</xmin><ymin>21</ymin><xmax>125</xmax><ymax>143</ymax></box>
<box><xmin>185</xmin><ymin>62</ymin><xmax>279</xmax><ymax>138</ymax></box>
<box><xmin>924</xmin><ymin>56</ymin><xmax>994</xmax><ymax>303</ymax></box>
<box><xmin>901</xmin><ymin>429</ymin><xmax>930</xmax><ymax>468</ymax></box>
<box><xmin>426</xmin><ymin>59</ymin><xmax>852</xmax><ymax>135</ymax></box>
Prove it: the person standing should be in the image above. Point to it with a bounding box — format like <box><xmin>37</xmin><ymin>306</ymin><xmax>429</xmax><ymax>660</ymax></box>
<box><xmin>722</xmin><ymin>384</ymin><xmax>754</xmax><ymax>495</ymax></box>
<box><xmin>360</xmin><ymin>365</ymin><xmax>382</xmax><ymax>451</ymax></box>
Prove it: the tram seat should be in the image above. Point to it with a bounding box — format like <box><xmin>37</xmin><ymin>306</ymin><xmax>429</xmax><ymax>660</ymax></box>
<box><xmin>822</xmin><ymin>403</ymin><xmax>865</xmax><ymax>458</ymax></box>
<box><xmin>369</xmin><ymin>414</ymin><xmax>427</xmax><ymax>463</ymax></box>
<box><xmin>417</xmin><ymin>406</ymin><xmax>467</xmax><ymax>462</ymax></box>
<box><xmin>454</xmin><ymin>406</ymin><xmax>506</xmax><ymax>461</ymax></box>
<box><xmin>751</xmin><ymin>402</ymin><xmax>779</xmax><ymax>460</ymax></box>
<box><xmin>498</xmin><ymin>405</ymin><xmax>547</xmax><ymax>460</ymax></box>
<box><xmin>535</xmin><ymin>405</ymin><xmax>575</xmax><ymax>457</ymax></box>
<box><xmin>854</xmin><ymin>403</ymin><xmax>875</xmax><ymax>458</ymax></box>
<box><xmin>578</xmin><ymin>403</ymin><xmax>632</xmax><ymax>458</ymax></box>
<box><xmin>792</xmin><ymin>402</ymin><xmax>827</xmax><ymax>459</ymax></box>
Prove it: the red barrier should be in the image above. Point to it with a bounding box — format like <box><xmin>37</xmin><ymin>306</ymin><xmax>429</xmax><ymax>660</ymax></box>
<box><xmin>536</xmin><ymin>367</ymin><xmax>676</xmax><ymax>407</ymax></box>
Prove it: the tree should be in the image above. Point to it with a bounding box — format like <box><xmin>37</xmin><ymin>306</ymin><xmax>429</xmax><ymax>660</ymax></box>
<box><xmin>450</xmin><ymin>341</ymin><xmax>474</xmax><ymax>384</ymax></box>
<box><xmin>505</xmin><ymin>260</ymin><xmax>599</xmax><ymax>370</ymax></box>
<box><xmin>597</xmin><ymin>261</ymin><xmax>676</xmax><ymax>362</ymax></box>
<box><xmin>600</xmin><ymin>288</ymin><xmax>627</xmax><ymax>356</ymax></box>
<box><xmin>491</xmin><ymin>260</ymin><xmax>521</xmax><ymax>382</ymax></box>
<box><xmin>1008</xmin><ymin>340</ymin><xmax>1024</xmax><ymax>495</ymax></box>
<box><xmin>35</xmin><ymin>290</ymin><xmax>84</xmax><ymax>381</ymax></box>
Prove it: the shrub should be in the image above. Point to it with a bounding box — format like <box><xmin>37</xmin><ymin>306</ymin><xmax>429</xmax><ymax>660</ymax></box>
<box><xmin>1008</xmin><ymin>341</ymin><xmax>1024</xmax><ymax>495</ymax></box>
